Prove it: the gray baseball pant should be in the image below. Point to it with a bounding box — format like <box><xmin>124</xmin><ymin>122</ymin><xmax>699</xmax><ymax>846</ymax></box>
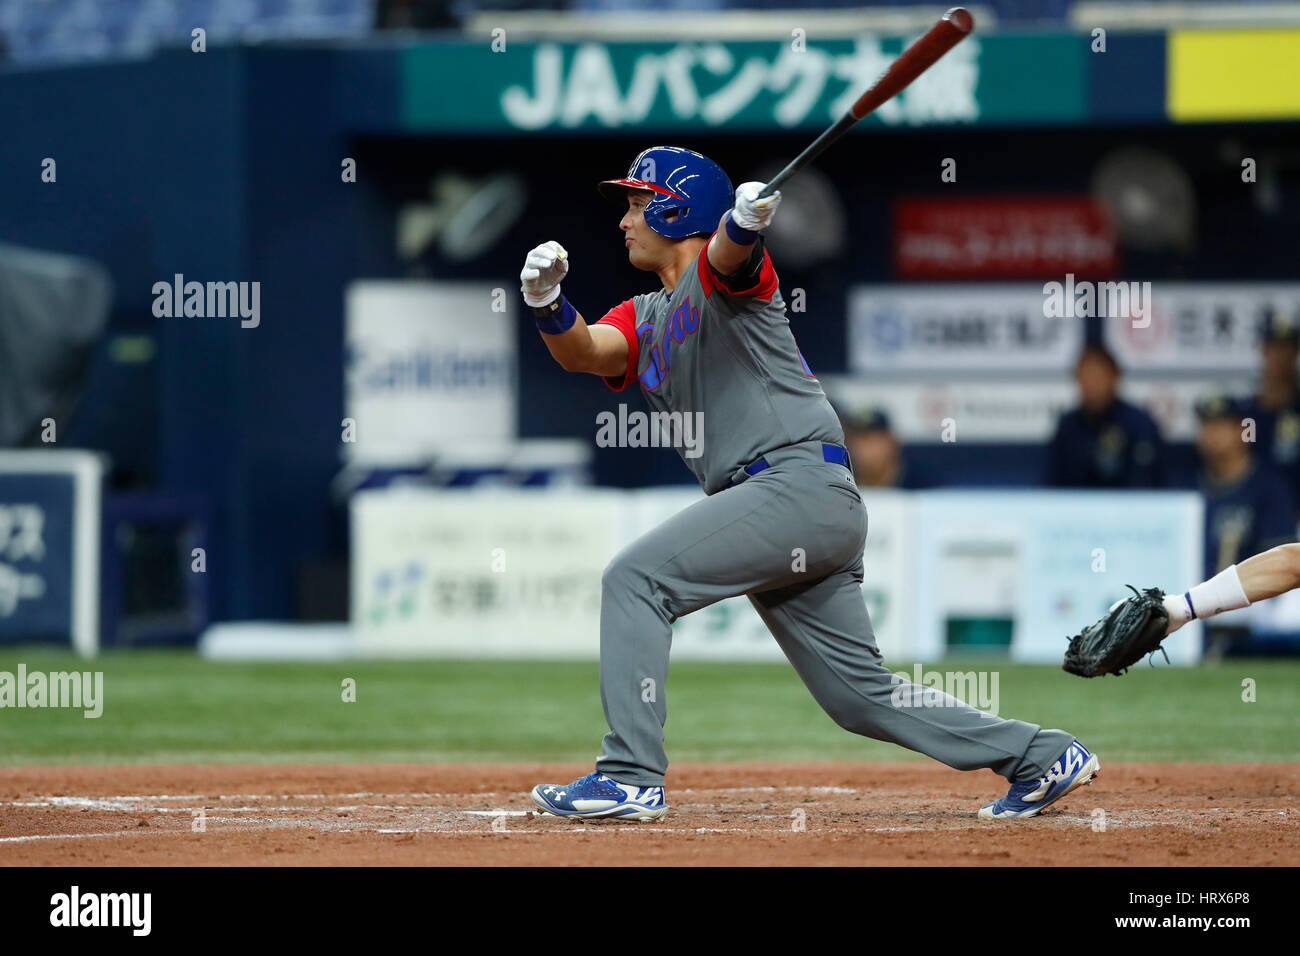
<box><xmin>594</xmin><ymin>441</ymin><xmax>1074</xmax><ymax>787</ymax></box>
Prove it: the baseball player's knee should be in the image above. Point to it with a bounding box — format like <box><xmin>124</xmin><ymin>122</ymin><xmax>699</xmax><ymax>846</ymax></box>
<box><xmin>601</xmin><ymin>553</ymin><xmax>653</xmax><ymax>597</ymax></box>
<box><xmin>812</xmin><ymin>671</ymin><xmax>904</xmax><ymax>736</ymax></box>
<box><xmin>816</xmin><ymin>690</ymin><xmax>876</xmax><ymax>735</ymax></box>
<box><xmin>824</xmin><ymin>705</ymin><xmax>862</xmax><ymax>733</ymax></box>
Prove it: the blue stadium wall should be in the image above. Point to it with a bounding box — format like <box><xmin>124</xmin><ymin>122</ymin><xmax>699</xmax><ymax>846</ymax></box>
<box><xmin>0</xmin><ymin>43</ymin><xmax>1296</xmax><ymax>622</ymax></box>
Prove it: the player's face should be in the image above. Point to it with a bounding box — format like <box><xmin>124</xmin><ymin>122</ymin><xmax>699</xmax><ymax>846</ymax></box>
<box><xmin>620</xmin><ymin>190</ymin><xmax>674</xmax><ymax>269</ymax></box>
<box><xmin>1075</xmin><ymin>353</ymin><xmax>1118</xmax><ymax>412</ymax></box>
<box><xmin>1261</xmin><ymin>340</ymin><xmax>1299</xmax><ymax>383</ymax></box>
<box><xmin>846</xmin><ymin>429</ymin><xmax>899</xmax><ymax>486</ymax></box>
<box><xmin>1197</xmin><ymin>418</ymin><xmax>1246</xmax><ymax>462</ymax></box>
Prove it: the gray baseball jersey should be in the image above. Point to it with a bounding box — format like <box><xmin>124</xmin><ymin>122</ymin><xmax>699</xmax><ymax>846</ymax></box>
<box><xmin>585</xmin><ymin>233</ymin><xmax>1075</xmax><ymax>791</ymax></box>
<box><xmin>594</xmin><ymin>236</ymin><xmax>844</xmax><ymax>493</ymax></box>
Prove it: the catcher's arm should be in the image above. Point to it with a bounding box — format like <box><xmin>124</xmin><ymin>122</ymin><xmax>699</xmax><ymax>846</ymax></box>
<box><xmin>1237</xmin><ymin>542</ymin><xmax>1300</xmax><ymax>602</ymax></box>
<box><xmin>1162</xmin><ymin>542</ymin><xmax>1300</xmax><ymax>635</ymax></box>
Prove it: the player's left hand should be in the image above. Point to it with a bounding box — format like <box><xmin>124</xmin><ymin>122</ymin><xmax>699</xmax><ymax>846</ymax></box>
<box><xmin>520</xmin><ymin>240</ymin><xmax>569</xmax><ymax>307</ymax></box>
<box><xmin>731</xmin><ymin>181</ymin><xmax>782</xmax><ymax>232</ymax></box>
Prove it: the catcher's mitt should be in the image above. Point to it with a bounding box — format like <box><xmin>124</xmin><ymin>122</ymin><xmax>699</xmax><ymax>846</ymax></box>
<box><xmin>1063</xmin><ymin>585</ymin><xmax>1171</xmax><ymax>677</ymax></box>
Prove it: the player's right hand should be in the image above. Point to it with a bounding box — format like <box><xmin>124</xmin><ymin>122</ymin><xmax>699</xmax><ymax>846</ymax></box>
<box><xmin>521</xmin><ymin>241</ymin><xmax>569</xmax><ymax>307</ymax></box>
<box><xmin>731</xmin><ymin>181</ymin><xmax>782</xmax><ymax>232</ymax></box>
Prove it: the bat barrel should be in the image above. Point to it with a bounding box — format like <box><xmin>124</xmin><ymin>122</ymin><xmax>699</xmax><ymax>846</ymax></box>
<box><xmin>945</xmin><ymin>7</ymin><xmax>974</xmax><ymax>34</ymax></box>
<box><xmin>754</xmin><ymin>7</ymin><xmax>974</xmax><ymax>201</ymax></box>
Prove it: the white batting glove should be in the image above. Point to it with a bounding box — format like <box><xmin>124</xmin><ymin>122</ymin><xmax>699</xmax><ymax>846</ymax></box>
<box><xmin>520</xmin><ymin>241</ymin><xmax>569</xmax><ymax>307</ymax></box>
<box><xmin>730</xmin><ymin>181</ymin><xmax>782</xmax><ymax>232</ymax></box>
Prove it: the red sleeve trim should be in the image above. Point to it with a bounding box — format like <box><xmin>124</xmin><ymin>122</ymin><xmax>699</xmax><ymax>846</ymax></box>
<box><xmin>698</xmin><ymin>235</ymin><xmax>779</xmax><ymax>303</ymax></box>
<box><xmin>698</xmin><ymin>237</ymin><xmax>721</xmax><ymax>299</ymax></box>
<box><xmin>592</xmin><ymin>298</ymin><xmax>638</xmax><ymax>392</ymax></box>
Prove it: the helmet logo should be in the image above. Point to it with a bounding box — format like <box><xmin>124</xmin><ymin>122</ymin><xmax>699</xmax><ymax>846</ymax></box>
<box><xmin>635</xmin><ymin>156</ymin><xmax>657</xmax><ymax>182</ymax></box>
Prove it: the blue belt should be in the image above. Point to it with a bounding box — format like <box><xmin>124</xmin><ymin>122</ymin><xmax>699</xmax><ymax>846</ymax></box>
<box><xmin>728</xmin><ymin>443</ymin><xmax>851</xmax><ymax>487</ymax></box>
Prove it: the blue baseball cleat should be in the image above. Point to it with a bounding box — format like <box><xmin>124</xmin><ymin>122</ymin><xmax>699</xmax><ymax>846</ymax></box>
<box><xmin>531</xmin><ymin>771</ymin><xmax>668</xmax><ymax>822</ymax></box>
<box><xmin>978</xmin><ymin>739</ymin><xmax>1100</xmax><ymax>820</ymax></box>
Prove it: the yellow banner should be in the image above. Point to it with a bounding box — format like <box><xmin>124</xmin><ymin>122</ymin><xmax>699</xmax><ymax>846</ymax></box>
<box><xmin>1169</xmin><ymin>29</ymin><xmax>1300</xmax><ymax>121</ymax></box>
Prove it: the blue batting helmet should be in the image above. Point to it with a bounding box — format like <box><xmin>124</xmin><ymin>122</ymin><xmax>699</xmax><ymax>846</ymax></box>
<box><xmin>597</xmin><ymin>146</ymin><xmax>734</xmax><ymax>240</ymax></box>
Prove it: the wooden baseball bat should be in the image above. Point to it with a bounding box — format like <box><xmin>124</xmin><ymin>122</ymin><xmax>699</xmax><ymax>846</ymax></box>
<box><xmin>757</xmin><ymin>7</ymin><xmax>974</xmax><ymax>199</ymax></box>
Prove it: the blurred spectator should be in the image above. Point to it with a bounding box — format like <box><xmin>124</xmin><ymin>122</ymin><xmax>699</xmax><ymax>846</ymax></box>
<box><xmin>1046</xmin><ymin>343</ymin><xmax>1165</xmax><ymax>489</ymax></box>
<box><xmin>1195</xmin><ymin>393</ymin><xmax>1298</xmax><ymax>657</ymax></box>
<box><xmin>1240</xmin><ymin>306</ymin><xmax>1300</xmax><ymax>512</ymax></box>
<box><xmin>837</xmin><ymin>405</ymin><xmax>925</xmax><ymax>489</ymax></box>
<box><xmin>1196</xmin><ymin>394</ymin><xmax>1296</xmax><ymax>580</ymax></box>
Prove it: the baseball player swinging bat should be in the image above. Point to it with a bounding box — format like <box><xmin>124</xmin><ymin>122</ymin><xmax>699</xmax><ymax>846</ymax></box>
<box><xmin>520</xmin><ymin>9</ymin><xmax>1097</xmax><ymax>823</ymax></box>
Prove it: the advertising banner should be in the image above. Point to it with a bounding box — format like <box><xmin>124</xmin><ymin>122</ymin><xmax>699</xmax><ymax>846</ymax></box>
<box><xmin>0</xmin><ymin>451</ymin><xmax>102</xmax><ymax>653</ymax></box>
<box><xmin>352</xmin><ymin>487</ymin><xmax>1202</xmax><ymax>664</ymax></box>
<box><xmin>345</xmin><ymin>281</ymin><xmax>516</xmax><ymax>465</ymax></box>
<box><xmin>894</xmin><ymin>197</ymin><xmax>1117</xmax><ymax>280</ymax></box>
<box><xmin>401</xmin><ymin>34</ymin><xmax>1091</xmax><ymax>132</ymax></box>
<box><xmin>352</xmin><ymin>488</ymin><xmax>620</xmax><ymax>656</ymax></box>
<box><xmin>1103</xmin><ymin>283</ymin><xmax>1300</xmax><ymax>373</ymax></box>
<box><xmin>847</xmin><ymin>284</ymin><xmax>1085</xmax><ymax>375</ymax></box>
<box><xmin>821</xmin><ymin>374</ymin><xmax>1256</xmax><ymax>443</ymax></box>
<box><xmin>910</xmin><ymin>491</ymin><xmax>1204</xmax><ymax>663</ymax></box>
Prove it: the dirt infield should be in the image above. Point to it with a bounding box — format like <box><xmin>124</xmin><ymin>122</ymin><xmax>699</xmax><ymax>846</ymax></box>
<box><xmin>1</xmin><ymin>762</ymin><xmax>1295</xmax><ymax>866</ymax></box>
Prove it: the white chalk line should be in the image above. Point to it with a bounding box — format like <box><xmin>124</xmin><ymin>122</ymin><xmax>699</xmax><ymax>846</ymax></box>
<box><xmin>1</xmin><ymin>788</ymin><xmax>1289</xmax><ymax>845</ymax></box>
<box><xmin>4</xmin><ymin>810</ymin><xmax>1276</xmax><ymax>843</ymax></box>
<box><xmin>0</xmin><ymin>830</ymin><xmax>148</xmax><ymax>844</ymax></box>
<box><xmin>10</xmin><ymin>795</ymin><xmax>1285</xmax><ymax>818</ymax></box>
<box><xmin>0</xmin><ymin>817</ymin><xmax>1240</xmax><ymax>843</ymax></box>
<box><xmin>8</xmin><ymin>803</ymin><xmax>495</xmax><ymax>814</ymax></box>
<box><xmin>0</xmin><ymin>786</ymin><xmax>858</xmax><ymax>810</ymax></box>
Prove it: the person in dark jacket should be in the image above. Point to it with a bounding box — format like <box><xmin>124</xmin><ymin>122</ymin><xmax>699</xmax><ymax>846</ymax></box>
<box><xmin>1047</xmin><ymin>344</ymin><xmax>1165</xmax><ymax>489</ymax></box>
<box><xmin>1194</xmin><ymin>393</ymin><xmax>1298</xmax><ymax>657</ymax></box>
<box><xmin>1239</xmin><ymin>307</ymin><xmax>1300</xmax><ymax>516</ymax></box>
<box><xmin>1196</xmin><ymin>394</ymin><xmax>1296</xmax><ymax>580</ymax></box>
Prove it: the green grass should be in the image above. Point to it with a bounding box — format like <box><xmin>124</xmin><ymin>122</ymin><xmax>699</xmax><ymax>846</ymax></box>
<box><xmin>0</xmin><ymin>649</ymin><xmax>1296</xmax><ymax>766</ymax></box>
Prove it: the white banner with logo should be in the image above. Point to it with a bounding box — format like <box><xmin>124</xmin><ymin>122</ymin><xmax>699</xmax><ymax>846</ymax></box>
<box><xmin>910</xmin><ymin>490</ymin><xmax>1204</xmax><ymax>664</ymax></box>
<box><xmin>352</xmin><ymin>488</ymin><xmax>621</xmax><ymax>656</ymax></box>
<box><xmin>1104</xmin><ymin>283</ymin><xmax>1300</xmax><ymax>372</ymax></box>
<box><xmin>821</xmin><ymin>375</ymin><xmax>1257</xmax><ymax>442</ymax></box>
<box><xmin>351</xmin><ymin>486</ymin><xmax>1203</xmax><ymax>665</ymax></box>
<box><xmin>847</xmin><ymin>284</ymin><xmax>1085</xmax><ymax>374</ymax></box>
<box><xmin>344</xmin><ymin>281</ymin><xmax>516</xmax><ymax>465</ymax></box>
